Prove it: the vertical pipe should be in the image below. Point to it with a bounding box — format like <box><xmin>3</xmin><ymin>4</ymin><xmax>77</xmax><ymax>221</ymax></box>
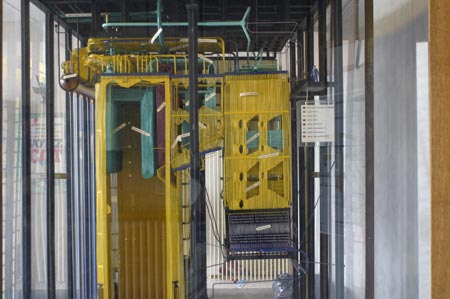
<box><xmin>365</xmin><ymin>0</ymin><xmax>374</xmax><ymax>298</ymax></box>
<box><xmin>333</xmin><ymin>0</ymin><xmax>345</xmax><ymax>297</ymax></box>
<box><xmin>187</xmin><ymin>3</ymin><xmax>207</xmax><ymax>298</ymax></box>
<box><xmin>318</xmin><ymin>1</ymin><xmax>329</xmax><ymax>298</ymax></box>
<box><xmin>306</xmin><ymin>11</ymin><xmax>315</xmax><ymax>299</ymax></box>
<box><xmin>46</xmin><ymin>11</ymin><xmax>56</xmax><ymax>299</ymax></box>
<box><xmin>290</xmin><ymin>36</ymin><xmax>297</xmax><ymax>82</ymax></box>
<box><xmin>65</xmin><ymin>28</ymin><xmax>75</xmax><ymax>299</ymax></box>
<box><xmin>21</xmin><ymin>0</ymin><xmax>32</xmax><ymax>297</ymax></box>
<box><xmin>297</xmin><ymin>30</ymin><xmax>304</xmax><ymax>79</ymax></box>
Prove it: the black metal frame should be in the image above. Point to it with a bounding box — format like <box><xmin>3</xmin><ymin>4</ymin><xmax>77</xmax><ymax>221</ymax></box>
<box><xmin>6</xmin><ymin>0</ymin><xmax>375</xmax><ymax>297</ymax></box>
<box><xmin>332</xmin><ymin>0</ymin><xmax>345</xmax><ymax>298</ymax></box>
<box><xmin>21</xmin><ymin>0</ymin><xmax>32</xmax><ymax>297</ymax></box>
<box><xmin>318</xmin><ymin>0</ymin><xmax>330</xmax><ymax>298</ymax></box>
<box><xmin>306</xmin><ymin>10</ymin><xmax>316</xmax><ymax>299</ymax></box>
<box><xmin>290</xmin><ymin>32</ymin><xmax>300</xmax><ymax>299</ymax></box>
<box><xmin>65</xmin><ymin>27</ymin><xmax>75</xmax><ymax>299</ymax></box>
<box><xmin>365</xmin><ymin>0</ymin><xmax>374</xmax><ymax>297</ymax></box>
<box><xmin>46</xmin><ymin>10</ymin><xmax>56</xmax><ymax>299</ymax></box>
<box><xmin>187</xmin><ymin>2</ymin><xmax>207</xmax><ymax>298</ymax></box>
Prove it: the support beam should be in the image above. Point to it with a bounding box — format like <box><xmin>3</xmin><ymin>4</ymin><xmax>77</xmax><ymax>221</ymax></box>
<box><xmin>91</xmin><ymin>0</ymin><xmax>98</xmax><ymax>37</ymax></box>
<box><xmin>306</xmin><ymin>12</ymin><xmax>315</xmax><ymax>299</ymax></box>
<box><xmin>21</xmin><ymin>0</ymin><xmax>32</xmax><ymax>297</ymax></box>
<box><xmin>45</xmin><ymin>11</ymin><xmax>56</xmax><ymax>299</ymax></box>
<box><xmin>332</xmin><ymin>0</ymin><xmax>345</xmax><ymax>298</ymax></box>
<box><xmin>365</xmin><ymin>0</ymin><xmax>374</xmax><ymax>298</ymax></box>
<box><xmin>318</xmin><ymin>0</ymin><xmax>327</xmax><ymax>83</ymax></box>
<box><xmin>430</xmin><ymin>1</ymin><xmax>450</xmax><ymax>298</ymax></box>
<box><xmin>120</xmin><ymin>0</ymin><xmax>129</xmax><ymax>36</ymax></box>
<box><xmin>65</xmin><ymin>28</ymin><xmax>75</xmax><ymax>299</ymax></box>
<box><xmin>318</xmin><ymin>1</ymin><xmax>329</xmax><ymax>298</ymax></box>
<box><xmin>290</xmin><ymin>43</ymin><xmax>299</xmax><ymax>298</ymax></box>
<box><xmin>187</xmin><ymin>3</ymin><xmax>207</xmax><ymax>298</ymax></box>
<box><xmin>298</xmin><ymin>145</ymin><xmax>307</xmax><ymax>299</ymax></box>
<box><xmin>82</xmin><ymin>97</ymin><xmax>90</xmax><ymax>298</ymax></box>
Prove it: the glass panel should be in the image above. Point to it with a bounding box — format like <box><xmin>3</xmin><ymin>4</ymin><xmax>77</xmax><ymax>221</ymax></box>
<box><xmin>30</xmin><ymin>3</ymin><xmax>48</xmax><ymax>297</ymax></box>
<box><xmin>54</xmin><ymin>22</ymin><xmax>68</xmax><ymax>297</ymax></box>
<box><xmin>2</xmin><ymin>0</ymin><xmax>23</xmax><ymax>297</ymax></box>
<box><xmin>341</xmin><ymin>0</ymin><xmax>366</xmax><ymax>297</ymax></box>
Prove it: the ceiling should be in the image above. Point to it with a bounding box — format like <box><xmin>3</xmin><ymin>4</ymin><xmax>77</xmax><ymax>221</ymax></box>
<box><xmin>39</xmin><ymin>0</ymin><xmax>315</xmax><ymax>52</ymax></box>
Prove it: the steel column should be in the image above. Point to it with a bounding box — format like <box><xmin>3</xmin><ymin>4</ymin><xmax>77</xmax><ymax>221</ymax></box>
<box><xmin>91</xmin><ymin>0</ymin><xmax>98</xmax><ymax>37</ymax></box>
<box><xmin>365</xmin><ymin>0</ymin><xmax>374</xmax><ymax>297</ymax></box>
<box><xmin>187</xmin><ymin>3</ymin><xmax>207</xmax><ymax>298</ymax></box>
<box><xmin>46</xmin><ymin>11</ymin><xmax>56</xmax><ymax>299</ymax></box>
<box><xmin>290</xmin><ymin>31</ymin><xmax>299</xmax><ymax>298</ymax></box>
<box><xmin>306</xmin><ymin>11</ymin><xmax>315</xmax><ymax>299</ymax></box>
<box><xmin>83</xmin><ymin>96</ymin><xmax>91</xmax><ymax>297</ymax></box>
<box><xmin>298</xmin><ymin>145</ymin><xmax>307</xmax><ymax>299</ymax></box>
<box><xmin>318</xmin><ymin>0</ymin><xmax>330</xmax><ymax>298</ymax></box>
<box><xmin>332</xmin><ymin>0</ymin><xmax>345</xmax><ymax>297</ymax></box>
<box><xmin>21</xmin><ymin>0</ymin><xmax>32</xmax><ymax>297</ymax></box>
<box><xmin>90</xmin><ymin>99</ymin><xmax>98</xmax><ymax>299</ymax></box>
<box><xmin>65</xmin><ymin>28</ymin><xmax>75</xmax><ymax>299</ymax></box>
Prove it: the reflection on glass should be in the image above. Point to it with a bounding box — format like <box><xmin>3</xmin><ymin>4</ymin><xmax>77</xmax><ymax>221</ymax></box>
<box><xmin>2</xmin><ymin>0</ymin><xmax>24</xmax><ymax>297</ymax></box>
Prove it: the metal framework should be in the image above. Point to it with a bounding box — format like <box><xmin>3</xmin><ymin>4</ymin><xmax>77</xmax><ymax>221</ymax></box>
<box><xmin>0</xmin><ymin>0</ymin><xmax>377</xmax><ymax>298</ymax></box>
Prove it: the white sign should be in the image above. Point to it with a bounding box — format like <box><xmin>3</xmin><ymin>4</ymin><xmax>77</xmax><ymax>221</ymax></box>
<box><xmin>301</xmin><ymin>104</ymin><xmax>335</xmax><ymax>143</ymax></box>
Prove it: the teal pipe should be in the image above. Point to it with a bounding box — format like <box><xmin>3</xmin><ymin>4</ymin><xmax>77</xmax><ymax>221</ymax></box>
<box><xmin>156</xmin><ymin>0</ymin><xmax>167</xmax><ymax>52</ymax></box>
<box><xmin>102</xmin><ymin>7</ymin><xmax>252</xmax><ymax>51</ymax></box>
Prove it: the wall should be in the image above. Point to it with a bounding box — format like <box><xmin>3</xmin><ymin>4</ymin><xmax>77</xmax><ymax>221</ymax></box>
<box><xmin>373</xmin><ymin>0</ymin><xmax>429</xmax><ymax>298</ymax></box>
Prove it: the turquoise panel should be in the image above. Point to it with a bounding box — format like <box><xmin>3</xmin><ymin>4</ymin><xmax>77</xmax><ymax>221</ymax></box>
<box><xmin>268</xmin><ymin>130</ymin><xmax>282</xmax><ymax>150</ymax></box>
<box><xmin>246</xmin><ymin>131</ymin><xmax>259</xmax><ymax>149</ymax></box>
<box><xmin>105</xmin><ymin>85</ymin><xmax>156</xmax><ymax>178</ymax></box>
<box><xmin>140</xmin><ymin>88</ymin><xmax>156</xmax><ymax>179</ymax></box>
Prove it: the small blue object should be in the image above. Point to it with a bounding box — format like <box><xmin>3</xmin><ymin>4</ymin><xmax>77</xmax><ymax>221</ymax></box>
<box><xmin>310</xmin><ymin>65</ymin><xmax>319</xmax><ymax>82</ymax></box>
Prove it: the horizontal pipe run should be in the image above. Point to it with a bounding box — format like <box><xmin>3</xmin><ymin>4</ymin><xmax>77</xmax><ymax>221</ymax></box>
<box><xmin>102</xmin><ymin>7</ymin><xmax>252</xmax><ymax>51</ymax></box>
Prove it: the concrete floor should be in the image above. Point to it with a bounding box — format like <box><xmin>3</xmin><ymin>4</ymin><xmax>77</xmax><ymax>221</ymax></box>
<box><xmin>207</xmin><ymin>281</ymin><xmax>275</xmax><ymax>299</ymax></box>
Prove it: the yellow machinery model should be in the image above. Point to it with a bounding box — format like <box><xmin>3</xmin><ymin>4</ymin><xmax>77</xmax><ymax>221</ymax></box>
<box><xmin>63</xmin><ymin>37</ymin><xmax>291</xmax><ymax>298</ymax></box>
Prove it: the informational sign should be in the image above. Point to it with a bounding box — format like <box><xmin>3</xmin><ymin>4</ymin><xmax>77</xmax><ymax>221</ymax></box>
<box><xmin>301</xmin><ymin>104</ymin><xmax>335</xmax><ymax>143</ymax></box>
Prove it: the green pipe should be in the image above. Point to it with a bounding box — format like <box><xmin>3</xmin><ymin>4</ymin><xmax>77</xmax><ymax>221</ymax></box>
<box><xmin>102</xmin><ymin>7</ymin><xmax>252</xmax><ymax>51</ymax></box>
<box><xmin>156</xmin><ymin>0</ymin><xmax>167</xmax><ymax>52</ymax></box>
<box><xmin>253</xmin><ymin>47</ymin><xmax>264</xmax><ymax>71</ymax></box>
